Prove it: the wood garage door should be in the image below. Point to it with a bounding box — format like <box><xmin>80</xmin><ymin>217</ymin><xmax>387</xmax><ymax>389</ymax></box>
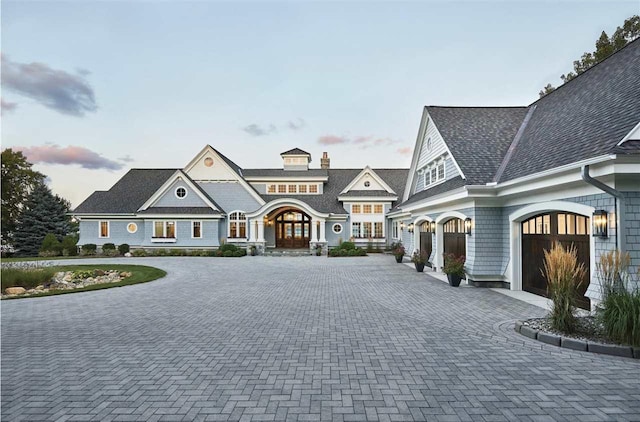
<box><xmin>521</xmin><ymin>212</ymin><xmax>591</xmax><ymax>310</ymax></box>
<box><xmin>419</xmin><ymin>222</ymin><xmax>433</xmax><ymax>266</ymax></box>
<box><xmin>443</xmin><ymin>218</ymin><xmax>465</xmax><ymax>258</ymax></box>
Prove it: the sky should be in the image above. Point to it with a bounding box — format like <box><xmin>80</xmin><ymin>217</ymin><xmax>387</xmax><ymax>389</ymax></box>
<box><xmin>2</xmin><ymin>1</ymin><xmax>638</xmax><ymax>207</ymax></box>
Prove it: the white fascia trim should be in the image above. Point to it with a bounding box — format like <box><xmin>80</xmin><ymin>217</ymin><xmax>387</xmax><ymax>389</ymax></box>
<box><xmin>618</xmin><ymin>120</ymin><xmax>640</xmax><ymax>145</ymax></box>
<box><xmin>72</xmin><ymin>214</ymin><xmax>137</xmax><ymax>219</ymax></box>
<box><xmin>401</xmin><ymin>187</ymin><xmax>469</xmax><ymax>213</ymax></box>
<box><xmin>496</xmin><ymin>154</ymin><xmax>613</xmax><ymax>190</ymax></box>
<box><xmin>245</xmin><ymin>198</ymin><xmax>330</xmax><ymax>219</ymax></box>
<box><xmin>183</xmin><ymin>145</ymin><xmax>266</xmax><ymax>206</ymax></box>
<box><xmin>403</xmin><ymin>109</ymin><xmax>429</xmax><ymax>203</ymax></box>
<box><xmin>244</xmin><ymin>176</ymin><xmax>329</xmax><ymax>182</ymax></box>
<box><xmin>337</xmin><ymin>196</ymin><xmax>397</xmax><ymax>202</ymax></box>
<box><xmin>140</xmin><ymin>214</ymin><xmax>224</xmax><ymax>219</ymax></box>
<box><xmin>138</xmin><ymin>170</ymin><xmax>220</xmax><ymax>212</ymax></box>
<box><xmin>340</xmin><ymin>165</ymin><xmax>396</xmax><ymax>195</ymax></box>
<box><xmin>386</xmin><ymin>211</ymin><xmax>411</xmax><ymax>219</ymax></box>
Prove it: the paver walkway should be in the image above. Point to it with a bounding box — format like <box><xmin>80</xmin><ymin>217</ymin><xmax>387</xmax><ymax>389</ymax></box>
<box><xmin>2</xmin><ymin>255</ymin><xmax>639</xmax><ymax>421</ymax></box>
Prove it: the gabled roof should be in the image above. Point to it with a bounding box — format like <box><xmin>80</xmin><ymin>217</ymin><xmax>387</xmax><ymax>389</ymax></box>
<box><xmin>340</xmin><ymin>166</ymin><xmax>396</xmax><ymax>195</ymax></box>
<box><xmin>498</xmin><ymin>38</ymin><xmax>640</xmax><ymax>182</ymax></box>
<box><xmin>280</xmin><ymin>148</ymin><xmax>311</xmax><ymax>157</ymax></box>
<box><xmin>138</xmin><ymin>207</ymin><xmax>221</xmax><ymax>215</ymax></box>
<box><xmin>74</xmin><ymin>169</ymin><xmax>177</xmax><ymax>214</ymax></box>
<box><xmin>399</xmin><ymin>176</ymin><xmax>467</xmax><ymax>208</ymax></box>
<box><xmin>426</xmin><ymin>106</ymin><xmax>528</xmax><ymax>184</ymax></box>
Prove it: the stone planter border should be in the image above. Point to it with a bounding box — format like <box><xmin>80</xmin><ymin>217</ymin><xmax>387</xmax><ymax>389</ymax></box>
<box><xmin>514</xmin><ymin>320</ymin><xmax>640</xmax><ymax>359</ymax></box>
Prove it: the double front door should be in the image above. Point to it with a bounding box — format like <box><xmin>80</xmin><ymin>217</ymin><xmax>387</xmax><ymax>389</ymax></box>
<box><xmin>275</xmin><ymin>210</ymin><xmax>311</xmax><ymax>248</ymax></box>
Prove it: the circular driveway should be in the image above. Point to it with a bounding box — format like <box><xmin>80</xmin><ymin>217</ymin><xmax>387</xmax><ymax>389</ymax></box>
<box><xmin>2</xmin><ymin>255</ymin><xmax>639</xmax><ymax>421</ymax></box>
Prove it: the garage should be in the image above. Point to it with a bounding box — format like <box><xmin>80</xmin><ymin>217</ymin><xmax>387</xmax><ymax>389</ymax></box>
<box><xmin>419</xmin><ymin>222</ymin><xmax>433</xmax><ymax>266</ymax></box>
<box><xmin>521</xmin><ymin>212</ymin><xmax>590</xmax><ymax>309</ymax></box>
<box><xmin>443</xmin><ymin>218</ymin><xmax>466</xmax><ymax>258</ymax></box>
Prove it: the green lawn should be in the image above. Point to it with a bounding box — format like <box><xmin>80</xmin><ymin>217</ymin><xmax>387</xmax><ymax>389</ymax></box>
<box><xmin>1</xmin><ymin>264</ymin><xmax>167</xmax><ymax>300</ymax></box>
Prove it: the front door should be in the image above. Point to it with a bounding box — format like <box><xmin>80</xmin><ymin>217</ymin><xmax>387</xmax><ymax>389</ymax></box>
<box><xmin>275</xmin><ymin>210</ymin><xmax>311</xmax><ymax>248</ymax></box>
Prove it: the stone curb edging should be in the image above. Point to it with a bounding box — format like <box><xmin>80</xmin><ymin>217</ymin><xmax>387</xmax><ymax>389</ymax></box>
<box><xmin>514</xmin><ymin>321</ymin><xmax>640</xmax><ymax>359</ymax></box>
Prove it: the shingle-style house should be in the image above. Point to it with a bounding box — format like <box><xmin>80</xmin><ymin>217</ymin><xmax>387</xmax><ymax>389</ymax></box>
<box><xmin>389</xmin><ymin>39</ymin><xmax>640</xmax><ymax>309</ymax></box>
<box><xmin>73</xmin><ymin>147</ymin><xmax>408</xmax><ymax>254</ymax></box>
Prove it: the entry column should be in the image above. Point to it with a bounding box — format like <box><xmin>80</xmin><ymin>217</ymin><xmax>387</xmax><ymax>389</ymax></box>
<box><xmin>311</xmin><ymin>218</ymin><xmax>319</xmax><ymax>242</ymax></box>
<box><xmin>249</xmin><ymin>219</ymin><xmax>257</xmax><ymax>242</ymax></box>
<box><xmin>257</xmin><ymin>220</ymin><xmax>265</xmax><ymax>242</ymax></box>
<box><xmin>319</xmin><ymin>219</ymin><xmax>326</xmax><ymax>242</ymax></box>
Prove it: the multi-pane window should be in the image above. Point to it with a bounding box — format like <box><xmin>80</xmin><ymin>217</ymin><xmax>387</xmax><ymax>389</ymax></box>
<box><xmin>437</xmin><ymin>162</ymin><xmax>445</xmax><ymax>180</ymax></box>
<box><xmin>309</xmin><ymin>184</ymin><xmax>318</xmax><ymax>193</ymax></box>
<box><xmin>153</xmin><ymin>221</ymin><xmax>176</xmax><ymax>238</ymax></box>
<box><xmin>351</xmin><ymin>222</ymin><xmax>384</xmax><ymax>238</ymax></box>
<box><xmin>393</xmin><ymin>222</ymin><xmax>399</xmax><ymax>239</ymax></box>
<box><xmin>192</xmin><ymin>221</ymin><xmax>202</xmax><ymax>238</ymax></box>
<box><xmin>363</xmin><ymin>205</ymin><xmax>372</xmax><ymax>214</ymax></box>
<box><xmin>278</xmin><ymin>184</ymin><xmax>287</xmax><ymax>193</ymax></box>
<box><xmin>99</xmin><ymin>221</ymin><xmax>109</xmax><ymax>238</ymax></box>
<box><xmin>352</xmin><ymin>204</ymin><xmax>361</xmax><ymax>213</ymax></box>
<box><xmin>288</xmin><ymin>185</ymin><xmax>297</xmax><ymax>193</ymax></box>
<box><xmin>298</xmin><ymin>185</ymin><xmax>307</xmax><ymax>193</ymax></box>
<box><xmin>265</xmin><ymin>184</ymin><xmax>320</xmax><ymax>194</ymax></box>
<box><xmin>374</xmin><ymin>204</ymin><xmax>383</xmax><ymax>214</ymax></box>
<box><xmin>352</xmin><ymin>222</ymin><xmax>361</xmax><ymax>238</ymax></box>
<box><xmin>424</xmin><ymin>160</ymin><xmax>446</xmax><ymax>186</ymax></box>
<box><xmin>267</xmin><ymin>185</ymin><xmax>276</xmax><ymax>193</ymax></box>
<box><xmin>229</xmin><ymin>212</ymin><xmax>247</xmax><ymax>238</ymax></box>
<box><xmin>362</xmin><ymin>222</ymin><xmax>372</xmax><ymax>237</ymax></box>
<box><xmin>374</xmin><ymin>222</ymin><xmax>383</xmax><ymax>238</ymax></box>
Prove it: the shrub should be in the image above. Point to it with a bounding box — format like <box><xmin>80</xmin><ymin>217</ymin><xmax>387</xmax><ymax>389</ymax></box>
<box><xmin>542</xmin><ymin>242</ymin><xmax>586</xmax><ymax>333</ymax></box>
<box><xmin>102</xmin><ymin>249</ymin><xmax>120</xmax><ymax>257</ymax></box>
<box><xmin>169</xmin><ymin>248</ymin><xmax>186</xmax><ymax>256</ymax></box>
<box><xmin>223</xmin><ymin>250</ymin><xmax>234</xmax><ymax>257</ymax></box>
<box><xmin>102</xmin><ymin>243</ymin><xmax>116</xmax><ymax>251</ymax></box>
<box><xmin>153</xmin><ymin>249</ymin><xmax>168</xmax><ymax>256</ymax></box>
<box><xmin>597</xmin><ymin>250</ymin><xmax>640</xmax><ymax>346</ymax></box>
<box><xmin>40</xmin><ymin>233</ymin><xmax>62</xmax><ymax>256</ymax></box>
<box><xmin>81</xmin><ymin>244</ymin><xmax>97</xmax><ymax>256</ymax></box>
<box><xmin>411</xmin><ymin>250</ymin><xmax>429</xmax><ymax>264</ymax></box>
<box><xmin>391</xmin><ymin>241</ymin><xmax>405</xmax><ymax>258</ymax></box>
<box><xmin>132</xmin><ymin>249</ymin><xmax>147</xmax><ymax>257</ymax></box>
<box><xmin>61</xmin><ymin>235</ymin><xmax>78</xmax><ymax>256</ymax></box>
<box><xmin>1</xmin><ymin>267</ymin><xmax>56</xmax><ymax>290</ymax></box>
<box><xmin>443</xmin><ymin>253</ymin><xmax>465</xmax><ymax>277</ymax></box>
<box><xmin>118</xmin><ymin>244</ymin><xmax>130</xmax><ymax>255</ymax></box>
<box><xmin>339</xmin><ymin>241</ymin><xmax>356</xmax><ymax>250</ymax></box>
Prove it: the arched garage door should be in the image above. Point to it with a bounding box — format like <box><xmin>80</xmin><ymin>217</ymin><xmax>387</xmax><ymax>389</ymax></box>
<box><xmin>521</xmin><ymin>212</ymin><xmax>590</xmax><ymax>309</ymax></box>
<box><xmin>419</xmin><ymin>222</ymin><xmax>433</xmax><ymax>266</ymax></box>
<box><xmin>443</xmin><ymin>218</ymin><xmax>465</xmax><ymax>258</ymax></box>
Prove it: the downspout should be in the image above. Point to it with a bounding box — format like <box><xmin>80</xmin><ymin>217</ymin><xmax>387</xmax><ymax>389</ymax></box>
<box><xmin>580</xmin><ymin>165</ymin><xmax>626</xmax><ymax>254</ymax></box>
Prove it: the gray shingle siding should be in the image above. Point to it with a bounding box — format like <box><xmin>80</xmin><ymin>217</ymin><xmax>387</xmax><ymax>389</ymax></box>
<box><xmin>198</xmin><ymin>182</ymin><xmax>262</xmax><ymax>214</ymax></box>
<box><xmin>623</xmin><ymin>191</ymin><xmax>640</xmax><ymax>285</ymax></box>
<box><xmin>141</xmin><ymin>220</ymin><xmax>220</xmax><ymax>248</ymax></box>
<box><xmin>153</xmin><ymin>179</ymin><xmax>209</xmax><ymax>208</ymax></box>
<box><xmin>78</xmin><ymin>220</ymin><xmax>145</xmax><ymax>246</ymax></box>
<box><xmin>468</xmin><ymin>207</ymin><xmax>505</xmax><ymax>278</ymax></box>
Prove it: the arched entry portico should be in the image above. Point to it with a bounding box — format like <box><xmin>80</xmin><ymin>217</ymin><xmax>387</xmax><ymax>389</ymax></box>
<box><xmin>273</xmin><ymin>209</ymin><xmax>312</xmax><ymax>248</ymax></box>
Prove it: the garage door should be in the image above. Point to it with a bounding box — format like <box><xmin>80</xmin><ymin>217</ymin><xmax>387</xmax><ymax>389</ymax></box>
<box><xmin>419</xmin><ymin>222</ymin><xmax>433</xmax><ymax>266</ymax></box>
<box><xmin>521</xmin><ymin>212</ymin><xmax>590</xmax><ymax>309</ymax></box>
<box><xmin>443</xmin><ymin>218</ymin><xmax>465</xmax><ymax>258</ymax></box>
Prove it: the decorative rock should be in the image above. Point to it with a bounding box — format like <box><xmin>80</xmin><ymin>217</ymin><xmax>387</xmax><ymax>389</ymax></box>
<box><xmin>63</xmin><ymin>274</ymin><xmax>73</xmax><ymax>282</ymax></box>
<box><xmin>5</xmin><ymin>287</ymin><xmax>26</xmax><ymax>295</ymax></box>
<box><xmin>124</xmin><ymin>252</ymin><xmax>132</xmax><ymax>257</ymax></box>
<box><xmin>120</xmin><ymin>272</ymin><xmax>132</xmax><ymax>278</ymax></box>
<box><xmin>35</xmin><ymin>285</ymin><xmax>44</xmax><ymax>290</ymax></box>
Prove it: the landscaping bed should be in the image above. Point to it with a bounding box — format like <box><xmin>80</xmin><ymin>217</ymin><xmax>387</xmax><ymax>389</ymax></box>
<box><xmin>1</xmin><ymin>264</ymin><xmax>166</xmax><ymax>299</ymax></box>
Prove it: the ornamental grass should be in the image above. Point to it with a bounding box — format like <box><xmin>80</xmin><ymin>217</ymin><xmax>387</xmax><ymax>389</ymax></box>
<box><xmin>597</xmin><ymin>250</ymin><xmax>640</xmax><ymax>347</ymax></box>
<box><xmin>542</xmin><ymin>241</ymin><xmax>586</xmax><ymax>333</ymax></box>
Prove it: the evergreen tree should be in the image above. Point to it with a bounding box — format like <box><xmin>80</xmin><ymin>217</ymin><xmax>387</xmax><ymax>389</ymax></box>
<box><xmin>13</xmin><ymin>183</ymin><xmax>71</xmax><ymax>256</ymax></box>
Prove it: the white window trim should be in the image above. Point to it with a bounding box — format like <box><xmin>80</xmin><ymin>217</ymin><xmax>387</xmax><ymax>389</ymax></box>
<box><xmin>152</xmin><ymin>220</ymin><xmax>177</xmax><ymax>239</ymax></box>
<box><xmin>332</xmin><ymin>223</ymin><xmax>343</xmax><ymax>234</ymax></box>
<box><xmin>423</xmin><ymin>159</ymin><xmax>446</xmax><ymax>188</ymax></box>
<box><xmin>266</xmin><ymin>184</ymin><xmax>320</xmax><ymax>195</ymax></box>
<box><xmin>350</xmin><ymin>221</ymin><xmax>385</xmax><ymax>239</ymax></box>
<box><xmin>126</xmin><ymin>222</ymin><xmax>138</xmax><ymax>234</ymax></box>
<box><xmin>191</xmin><ymin>221</ymin><xmax>203</xmax><ymax>239</ymax></box>
<box><xmin>98</xmin><ymin>221</ymin><xmax>110</xmax><ymax>238</ymax></box>
<box><xmin>175</xmin><ymin>186</ymin><xmax>188</xmax><ymax>199</ymax></box>
<box><xmin>228</xmin><ymin>210</ymin><xmax>247</xmax><ymax>239</ymax></box>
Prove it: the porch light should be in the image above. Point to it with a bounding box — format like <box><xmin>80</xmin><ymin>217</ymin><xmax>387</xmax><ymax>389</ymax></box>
<box><xmin>429</xmin><ymin>221</ymin><xmax>436</xmax><ymax>232</ymax></box>
<box><xmin>464</xmin><ymin>218</ymin><xmax>472</xmax><ymax>235</ymax></box>
<box><xmin>400</xmin><ymin>221</ymin><xmax>405</xmax><ymax>231</ymax></box>
<box><xmin>408</xmin><ymin>223</ymin><xmax>414</xmax><ymax>233</ymax></box>
<box><xmin>593</xmin><ymin>210</ymin><xmax>608</xmax><ymax>238</ymax></box>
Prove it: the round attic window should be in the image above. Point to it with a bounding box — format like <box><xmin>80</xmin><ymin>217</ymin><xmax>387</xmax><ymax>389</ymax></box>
<box><xmin>127</xmin><ymin>223</ymin><xmax>138</xmax><ymax>234</ymax></box>
<box><xmin>332</xmin><ymin>223</ymin><xmax>343</xmax><ymax>234</ymax></box>
<box><xmin>204</xmin><ymin>157</ymin><xmax>214</xmax><ymax>167</ymax></box>
<box><xmin>364</xmin><ymin>181</ymin><xmax>371</xmax><ymax>187</ymax></box>
<box><xmin>426</xmin><ymin>137</ymin><xmax>432</xmax><ymax>151</ymax></box>
<box><xmin>175</xmin><ymin>187</ymin><xmax>187</xmax><ymax>199</ymax></box>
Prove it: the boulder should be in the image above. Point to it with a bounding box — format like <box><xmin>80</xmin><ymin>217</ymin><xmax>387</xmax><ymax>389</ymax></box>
<box><xmin>5</xmin><ymin>287</ymin><xmax>26</xmax><ymax>295</ymax></box>
<box><xmin>124</xmin><ymin>252</ymin><xmax>132</xmax><ymax>257</ymax></box>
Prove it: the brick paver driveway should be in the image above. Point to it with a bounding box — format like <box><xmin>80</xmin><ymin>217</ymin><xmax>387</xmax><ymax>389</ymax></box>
<box><xmin>2</xmin><ymin>255</ymin><xmax>639</xmax><ymax>421</ymax></box>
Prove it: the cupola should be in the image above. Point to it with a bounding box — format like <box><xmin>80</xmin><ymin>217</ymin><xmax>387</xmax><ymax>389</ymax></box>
<box><xmin>280</xmin><ymin>148</ymin><xmax>311</xmax><ymax>171</ymax></box>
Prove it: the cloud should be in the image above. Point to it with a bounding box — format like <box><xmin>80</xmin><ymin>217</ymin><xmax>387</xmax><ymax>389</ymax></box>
<box><xmin>15</xmin><ymin>144</ymin><xmax>123</xmax><ymax>170</ymax></box>
<box><xmin>1</xmin><ymin>99</ymin><xmax>18</xmax><ymax>114</ymax></box>
<box><xmin>288</xmin><ymin>118</ymin><xmax>306</xmax><ymax>131</ymax></box>
<box><xmin>242</xmin><ymin>123</ymin><xmax>277</xmax><ymax>137</ymax></box>
<box><xmin>118</xmin><ymin>155</ymin><xmax>135</xmax><ymax>163</ymax></box>
<box><xmin>318</xmin><ymin>134</ymin><xmax>401</xmax><ymax>148</ymax></box>
<box><xmin>318</xmin><ymin>135</ymin><xmax>350</xmax><ymax>145</ymax></box>
<box><xmin>397</xmin><ymin>147</ymin><xmax>413</xmax><ymax>156</ymax></box>
<box><xmin>1</xmin><ymin>55</ymin><xmax>97</xmax><ymax>117</ymax></box>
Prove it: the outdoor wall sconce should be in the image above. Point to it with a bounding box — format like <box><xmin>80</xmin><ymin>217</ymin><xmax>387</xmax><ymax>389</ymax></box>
<box><xmin>464</xmin><ymin>218</ymin><xmax>472</xmax><ymax>235</ymax></box>
<box><xmin>400</xmin><ymin>221</ymin><xmax>405</xmax><ymax>231</ymax></box>
<box><xmin>593</xmin><ymin>210</ymin><xmax>608</xmax><ymax>238</ymax></box>
<box><xmin>408</xmin><ymin>223</ymin><xmax>414</xmax><ymax>233</ymax></box>
<box><xmin>429</xmin><ymin>221</ymin><xmax>436</xmax><ymax>232</ymax></box>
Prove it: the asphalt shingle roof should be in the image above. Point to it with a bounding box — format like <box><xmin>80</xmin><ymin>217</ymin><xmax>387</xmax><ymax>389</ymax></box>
<box><xmin>338</xmin><ymin>190</ymin><xmax>398</xmax><ymax>198</ymax></box>
<box><xmin>74</xmin><ymin>169</ymin><xmax>177</xmax><ymax>214</ymax></box>
<box><xmin>138</xmin><ymin>207</ymin><xmax>221</xmax><ymax>215</ymax></box>
<box><xmin>499</xmin><ymin>39</ymin><xmax>640</xmax><ymax>182</ymax></box>
<box><xmin>280</xmin><ymin>148</ymin><xmax>311</xmax><ymax>156</ymax></box>
<box><xmin>426</xmin><ymin>106</ymin><xmax>528</xmax><ymax>184</ymax></box>
<box><xmin>399</xmin><ymin>177</ymin><xmax>467</xmax><ymax>208</ymax></box>
<box><xmin>242</xmin><ymin>169</ymin><xmax>329</xmax><ymax>177</ymax></box>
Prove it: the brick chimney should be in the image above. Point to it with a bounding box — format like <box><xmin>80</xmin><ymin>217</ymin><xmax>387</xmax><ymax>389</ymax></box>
<box><xmin>321</xmin><ymin>152</ymin><xmax>330</xmax><ymax>169</ymax></box>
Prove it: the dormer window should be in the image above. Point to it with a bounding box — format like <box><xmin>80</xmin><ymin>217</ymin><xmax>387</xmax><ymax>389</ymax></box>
<box><xmin>281</xmin><ymin>148</ymin><xmax>311</xmax><ymax>171</ymax></box>
<box><xmin>423</xmin><ymin>158</ymin><xmax>446</xmax><ymax>187</ymax></box>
